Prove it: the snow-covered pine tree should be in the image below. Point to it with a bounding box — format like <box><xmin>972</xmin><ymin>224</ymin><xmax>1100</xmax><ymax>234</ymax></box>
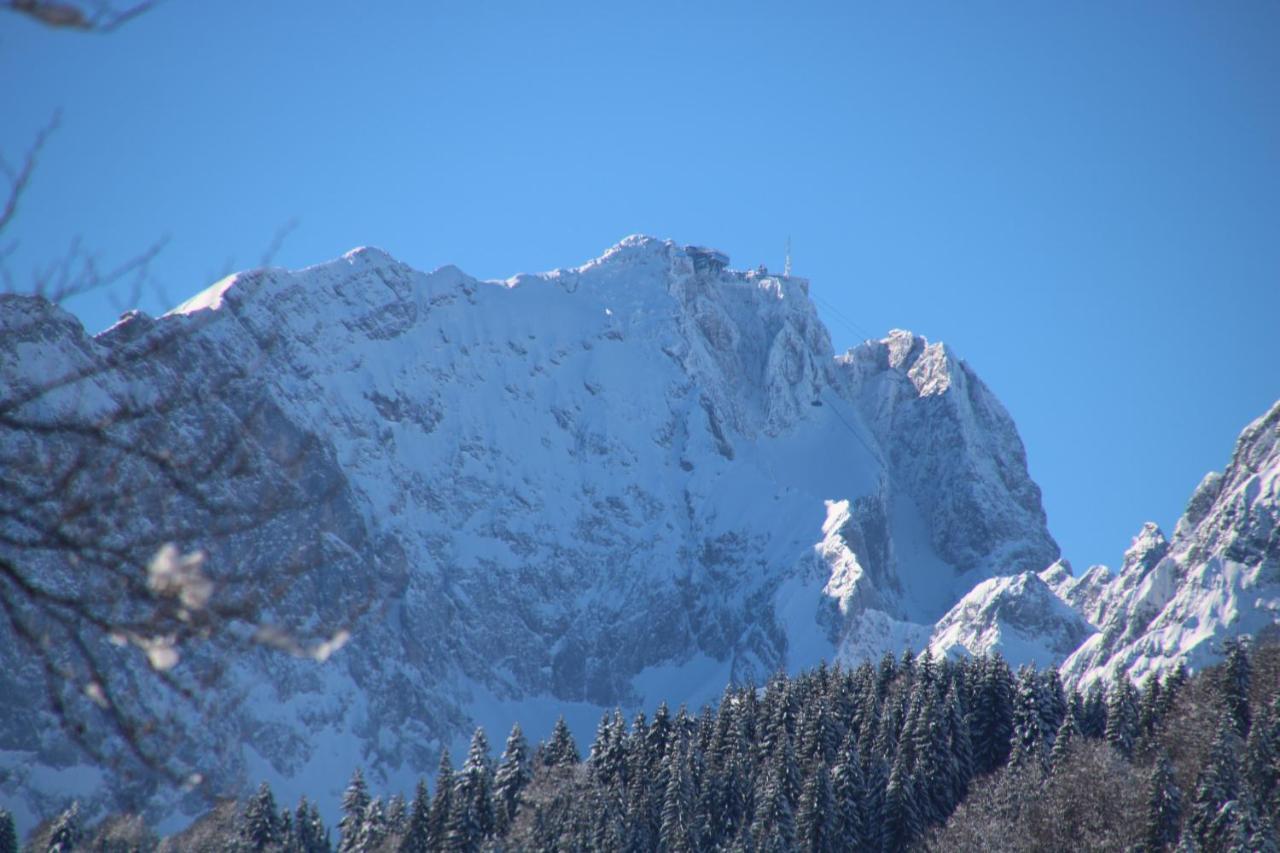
<box><xmin>589</xmin><ymin>710</ymin><xmax>628</xmax><ymax>792</ymax></box>
<box><xmin>1246</xmin><ymin>691</ymin><xmax>1280</xmax><ymax>816</ymax></box>
<box><xmin>399</xmin><ymin>779</ymin><xmax>430</xmax><ymax>853</ymax></box>
<box><xmin>752</xmin><ymin>757</ymin><xmax>797</xmax><ymax>853</ymax></box>
<box><xmin>1145</xmin><ymin>750</ymin><xmax>1183</xmax><ymax>852</ymax></box>
<box><xmin>277</xmin><ymin>807</ymin><xmax>293</xmax><ymax>851</ymax></box>
<box><xmin>1048</xmin><ymin>712</ymin><xmax>1080</xmax><ymax>773</ymax></box>
<box><xmin>1220</xmin><ymin>637</ymin><xmax>1252</xmax><ymax>737</ymax></box>
<box><xmin>427</xmin><ymin>750</ymin><xmax>454</xmax><ymax>851</ymax></box>
<box><xmin>338</xmin><ymin>768</ymin><xmax>371</xmax><ymax>853</ymax></box>
<box><xmin>1105</xmin><ymin>675</ymin><xmax>1140</xmax><ymax>759</ymax></box>
<box><xmin>446</xmin><ymin>727</ymin><xmax>495</xmax><ymax>852</ymax></box>
<box><xmin>944</xmin><ymin>683</ymin><xmax>975</xmax><ymax>807</ymax></box>
<box><xmin>1039</xmin><ymin>668</ymin><xmax>1068</xmax><ymax>746</ymax></box>
<box><xmin>911</xmin><ymin>682</ymin><xmax>955</xmax><ymax>827</ymax></box>
<box><xmin>493</xmin><ymin>722</ymin><xmax>533</xmax><ymax>836</ymax></box>
<box><xmin>0</xmin><ymin>811</ymin><xmax>15</xmax><ymax>853</ymax></box>
<box><xmin>882</xmin><ymin>746</ymin><xmax>922</xmax><ymax>853</ymax></box>
<box><xmin>795</xmin><ymin>765</ymin><xmax>838</xmax><ymax>853</ymax></box>
<box><xmin>1229</xmin><ymin>788</ymin><xmax>1278</xmax><ymax>853</ymax></box>
<box><xmin>623</xmin><ymin>766</ymin><xmax>657</xmax><ymax>852</ymax></box>
<box><xmin>355</xmin><ymin>798</ymin><xmax>387</xmax><ymax>852</ymax></box>
<box><xmin>1137</xmin><ymin>675</ymin><xmax>1164</xmax><ymax>740</ymax></box>
<box><xmin>241</xmin><ymin>781</ymin><xmax>281</xmax><ymax>851</ymax></box>
<box><xmin>659</xmin><ymin>746</ymin><xmax>697</xmax><ymax>852</ymax></box>
<box><xmin>1010</xmin><ymin>666</ymin><xmax>1047</xmax><ymax>768</ymax></box>
<box><xmin>831</xmin><ymin>734</ymin><xmax>870</xmax><ymax>851</ymax></box>
<box><xmin>970</xmin><ymin>655</ymin><xmax>1014</xmax><ymax>774</ymax></box>
<box><xmin>1182</xmin><ymin>713</ymin><xmax>1244</xmax><ymax>850</ymax></box>
<box><xmin>646</xmin><ymin>702</ymin><xmax>674</xmax><ymax>771</ymax></box>
<box><xmin>295</xmin><ymin>796</ymin><xmax>330</xmax><ymax>853</ymax></box>
<box><xmin>775</xmin><ymin>732</ymin><xmax>802</xmax><ymax>813</ymax></box>
<box><xmin>1159</xmin><ymin>664</ymin><xmax>1189</xmax><ymax>721</ymax></box>
<box><xmin>1078</xmin><ymin>684</ymin><xmax>1108</xmax><ymax>739</ymax></box>
<box><xmin>588</xmin><ymin>712</ymin><xmax>613</xmax><ymax>778</ymax></box>
<box><xmin>386</xmin><ymin>793</ymin><xmax>407</xmax><ymax>836</ymax></box>
<box><xmin>543</xmin><ymin>716</ymin><xmax>581</xmax><ymax>768</ymax></box>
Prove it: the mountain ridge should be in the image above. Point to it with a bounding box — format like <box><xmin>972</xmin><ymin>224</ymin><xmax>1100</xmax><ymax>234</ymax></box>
<box><xmin>1</xmin><ymin>236</ymin><xmax>1272</xmax><ymax>830</ymax></box>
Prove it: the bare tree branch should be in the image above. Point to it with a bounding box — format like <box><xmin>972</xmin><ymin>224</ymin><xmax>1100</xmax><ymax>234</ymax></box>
<box><xmin>5</xmin><ymin>0</ymin><xmax>158</xmax><ymax>32</ymax></box>
<box><xmin>0</xmin><ymin>91</ymin><xmax>368</xmax><ymax>804</ymax></box>
<box><xmin>0</xmin><ymin>110</ymin><xmax>58</xmax><ymax>237</ymax></box>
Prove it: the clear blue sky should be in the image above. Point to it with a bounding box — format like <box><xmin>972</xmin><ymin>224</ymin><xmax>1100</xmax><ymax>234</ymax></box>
<box><xmin>3</xmin><ymin>1</ymin><xmax>1278</xmax><ymax>572</ymax></box>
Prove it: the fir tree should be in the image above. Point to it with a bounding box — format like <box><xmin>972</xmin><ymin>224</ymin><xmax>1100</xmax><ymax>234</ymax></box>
<box><xmin>944</xmin><ymin>685</ymin><xmax>975</xmax><ymax>807</ymax></box>
<box><xmin>831</xmin><ymin>736</ymin><xmax>869</xmax><ymax>851</ymax></box>
<box><xmin>0</xmin><ymin>811</ymin><xmax>15</xmax><ymax>853</ymax></box>
<box><xmin>242</xmin><ymin>781</ymin><xmax>281</xmax><ymax>851</ymax></box>
<box><xmin>1183</xmin><ymin>714</ymin><xmax>1244</xmax><ymax>850</ymax></box>
<box><xmin>1246</xmin><ymin>691</ymin><xmax>1280</xmax><ymax>812</ymax></box>
<box><xmin>882</xmin><ymin>747</ymin><xmax>921</xmax><ymax>853</ymax></box>
<box><xmin>970</xmin><ymin>655</ymin><xmax>1014</xmax><ymax>774</ymax></box>
<box><xmin>659</xmin><ymin>747</ymin><xmax>697</xmax><ymax>852</ymax></box>
<box><xmin>588</xmin><ymin>711</ymin><xmax>614</xmax><ymax>777</ymax></box>
<box><xmin>623</xmin><ymin>767</ymin><xmax>657</xmax><ymax>853</ymax></box>
<box><xmin>400</xmin><ymin>779</ymin><xmax>431</xmax><ymax>853</ymax></box>
<box><xmin>295</xmin><ymin>797</ymin><xmax>331</xmax><ymax>853</ymax></box>
<box><xmin>1079</xmin><ymin>684</ymin><xmax>1108</xmax><ymax>739</ymax></box>
<box><xmin>427</xmin><ymin>750</ymin><xmax>454</xmax><ymax>852</ymax></box>
<box><xmin>1010</xmin><ymin>666</ymin><xmax>1047</xmax><ymax>768</ymax></box>
<box><xmin>775</xmin><ymin>733</ymin><xmax>802</xmax><ymax>813</ymax></box>
<box><xmin>1039</xmin><ymin>668</ymin><xmax>1068</xmax><ymax>744</ymax></box>
<box><xmin>647</xmin><ymin>702</ymin><xmax>674</xmax><ymax>769</ymax></box>
<box><xmin>795</xmin><ymin>766</ymin><xmax>838</xmax><ymax>853</ymax></box>
<box><xmin>752</xmin><ymin>758</ymin><xmax>796</xmax><ymax>853</ymax></box>
<box><xmin>356</xmin><ymin>798</ymin><xmax>387</xmax><ymax>853</ymax></box>
<box><xmin>386</xmin><ymin>793</ymin><xmax>408</xmax><ymax>835</ymax></box>
<box><xmin>493</xmin><ymin>723</ymin><xmax>533</xmax><ymax>836</ymax></box>
<box><xmin>1145</xmin><ymin>750</ymin><xmax>1183</xmax><ymax>852</ymax></box>
<box><xmin>1105</xmin><ymin>675</ymin><xmax>1140</xmax><ymax>759</ymax></box>
<box><xmin>1048</xmin><ymin>712</ymin><xmax>1079</xmax><ymax>773</ymax></box>
<box><xmin>1220</xmin><ymin>636</ymin><xmax>1252</xmax><ymax>737</ymax></box>
<box><xmin>446</xmin><ymin>728</ymin><xmax>495</xmax><ymax>852</ymax></box>
<box><xmin>279</xmin><ymin>805</ymin><xmax>295</xmax><ymax>850</ymax></box>
<box><xmin>1137</xmin><ymin>675</ymin><xmax>1164</xmax><ymax>739</ymax></box>
<box><xmin>339</xmin><ymin>768</ymin><xmax>371</xmax><ymax>853</ymax></box>
<box><xmin>1232</xmin><ymin>793</ymin><xmax>1278</xmax><ymax>853</ymax></box>
<box><xmin>910</xmin><ymin>683</ymin><xmax>954</xmax><ymax>826</ymax></box>
<box><xmin>877</xmin><ymin>652</ymin><xmax>898</xmax><ymax>697</ymax></box>
<box><xmin>544</xmin><ymin>716</ymin><xmax>581</xmax><ymax>768</ymax></box>
<box><xmin>1159</xmin><ymin>664</ymin><xmax>1189</xmax><ymax>720</ymax></box>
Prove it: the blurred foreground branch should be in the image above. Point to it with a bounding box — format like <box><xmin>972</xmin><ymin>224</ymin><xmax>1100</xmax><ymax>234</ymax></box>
<box><xmin>0</xmin><ymin>114</ymin><xmax>355</xmax><ymax>797</ymax></box>
<box><xmin>5</xmin><ymin>0</ymin><xmax>157</xmax><ymax>32</ymax></box>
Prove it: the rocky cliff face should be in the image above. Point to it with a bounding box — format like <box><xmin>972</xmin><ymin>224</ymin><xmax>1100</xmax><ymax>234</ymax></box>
<box><xmin>1058</xmin><ymin>400</ymin><xmax>1280</xmax><ymax>688</ymax></box>
<box><xmin>921</xmin><ymin>398</ymin><xmax>1280</xmax><ymax>689</ymax></box>
<box><xmin>0</xmin><ymin>234</ymin><xmax>1145</xmax><ymax>828</ymax></box>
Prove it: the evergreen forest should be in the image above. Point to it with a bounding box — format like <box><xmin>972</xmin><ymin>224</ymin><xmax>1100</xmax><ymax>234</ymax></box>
<box><xmin>7</xmin><ymin>636</ymin><xmax>1279</xmax><ymax>852</ymax></box>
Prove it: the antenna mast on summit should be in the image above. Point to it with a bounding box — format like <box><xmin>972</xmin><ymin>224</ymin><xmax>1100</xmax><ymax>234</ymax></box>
<box><xmin>784</xmin><ymin>236</ymin><xmax>792</xmax><ymax>277</ymax></box>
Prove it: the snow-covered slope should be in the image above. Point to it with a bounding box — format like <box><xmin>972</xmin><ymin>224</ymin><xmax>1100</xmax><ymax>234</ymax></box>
<box><xmin>0</xmin><ymin>237</ymin><xmax>1059</xmax><ymax>825</ymax></box>
<box><xmin>927</xmin><ymin>570</ymin><xmax>1094</xmax><ymax>669</ymax></box>
<box><xmin>1059</xmin><ymin>401</ymin><xmax>1280</xmax><ymax>688</ymax></box>
<box><xmin>928</xmin><ymin>397</ymin><xmax>1280</xmax><ymax>687</ymax></box>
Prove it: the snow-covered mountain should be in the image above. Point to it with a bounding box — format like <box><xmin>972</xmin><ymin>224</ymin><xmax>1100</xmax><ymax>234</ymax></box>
<box><xmin>925</xmin><ymin>398</ymin><xmax>1280</xmax><ymax>686</ymax></box>
<box><xmin>1</xmin><ymin>235</ymin><xmax>1273</xmax><ymax>827</ymax></box>
<box><xmin>0</xmin><ymin>237</ymin><xmax>1059</xmax><ymax>823</ymax></box>
<box><xmin>1057</xmin><ymin>400</ymin><xmax>1280</xmax><ymax>688</ymax></box>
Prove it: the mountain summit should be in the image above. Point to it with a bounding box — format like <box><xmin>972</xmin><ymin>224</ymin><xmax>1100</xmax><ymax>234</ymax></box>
<box><xmin>5</xmin><ymin>237</ymin><xmax>1268</xmax><ymax>827</ymax></box>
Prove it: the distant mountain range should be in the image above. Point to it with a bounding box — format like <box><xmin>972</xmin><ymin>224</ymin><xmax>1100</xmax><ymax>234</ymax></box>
<box><xmin>2</xmin><ymin>236</ymin><xmax>1275</xmax><ymax>828</ymax></box>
